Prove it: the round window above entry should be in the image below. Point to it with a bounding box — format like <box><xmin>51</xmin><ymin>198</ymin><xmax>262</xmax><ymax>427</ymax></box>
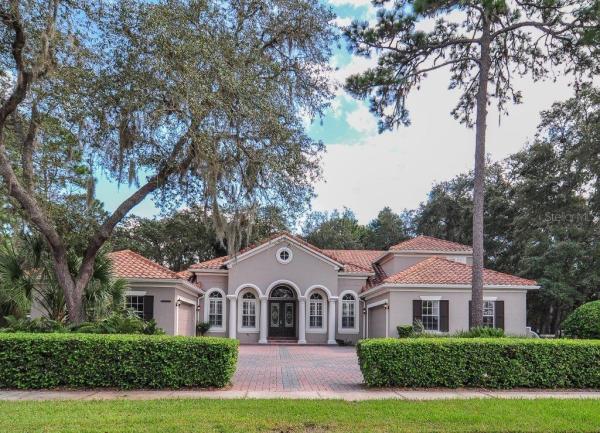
<box><xmin>276</xmin><ymin>247</ymin><xmax>293</xmax><ymax>264</ymax></box>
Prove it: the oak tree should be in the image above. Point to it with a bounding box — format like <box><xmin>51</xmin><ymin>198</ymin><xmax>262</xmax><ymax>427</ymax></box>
<box><xmin>0</xmin><ymin>0</ymin><xmax>335</xmax><ymax>323</ymax></box>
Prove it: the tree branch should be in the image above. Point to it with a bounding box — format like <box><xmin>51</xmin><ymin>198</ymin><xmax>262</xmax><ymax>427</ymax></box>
<box><xmin>0</xmin><ymin>5</ymin><xmax>32</xmax><ymax>126</ymax></box>
<box><xmin>490</xmin><ymin>19</ymin><xmax>581</xmax><ymax>40</ymax></box>
<box><xmin>397</xmin><ymin>57</ymin><xmax>481</xmax><ymax>82</ymax></box>
<box><xmin>76</xmin><ymin>126</ymin><xmax>198</xmax><ymax>287</ymax></box>
<box><xmin>21</xmin><ymin>104</ymin><xmax>39</xmax><ymax>193</ymax></box>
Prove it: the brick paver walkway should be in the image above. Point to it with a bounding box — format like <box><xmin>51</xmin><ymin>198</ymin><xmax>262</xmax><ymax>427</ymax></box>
<box><xmin>232</xmin><ymin>345</ymin><xmax>363</xmax><ymax>392</ymax></box>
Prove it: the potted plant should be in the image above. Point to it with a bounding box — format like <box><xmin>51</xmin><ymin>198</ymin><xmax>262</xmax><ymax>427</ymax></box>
<box><xmin>196</xmin><ymin>321</ymin><xmax>211</xmax><ymax>336</ymax></box>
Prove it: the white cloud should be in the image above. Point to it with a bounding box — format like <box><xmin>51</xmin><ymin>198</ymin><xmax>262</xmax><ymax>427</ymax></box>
<box><xmin>330</xmin><ymin>54</ymin><xmax>378</xmax><ymax>99</ymax></box>
<box><xmin>346</xmin><ymin>103</ymin><xmax>378</xmax><ymax>134</ymax></box>
<box><xmin>313</xmin><ymin>69</ymin><xmax>575</xmax><ymax>224</ymax></box>
<box><xmin>329</xmin><ymin>92</ymin><xmax>353</xmax><ymax>118</ymax></box>
<box><xmin>333</xmin><ymin>16</ymin><xmax>353</xmax><ymax>28</ymax></box>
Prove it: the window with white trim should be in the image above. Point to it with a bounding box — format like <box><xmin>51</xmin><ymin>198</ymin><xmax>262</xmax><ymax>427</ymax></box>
<box><xmin>422</xmin><ymin>300</ymin><xmax>440</xmax><ymax>331</ymax></box>
<box><xmin>341</xmin><ymin>293</ymin><xmax>356</xmax><ymax>329</ymax></box>
<box><xmin>276</xmin><ymin>247</ymin><xmax>293</xmax><ymax>264</ymax></box>
<box><xmin>208</xmin><ymin>291</ymin><xmax>223</xmax><ymax>327</ymax></box>
<box><xmin>483</xmin><ymin>301</ymin><xmax>495</xmax><ymax>328</ymax></box>
<box><xmin>241</xmin><ymin>292</ymin><xmax>257</xmax><ymax>328</ymax></box>
<box><xmin>309</xmin><ymin>293</ymin><xmax>324</xmax><ymax>328</ymax></box>
<box><xmin>126</xmin><ymin>295</ymin><xmax>144</xmax><ymax>319</ymax></box>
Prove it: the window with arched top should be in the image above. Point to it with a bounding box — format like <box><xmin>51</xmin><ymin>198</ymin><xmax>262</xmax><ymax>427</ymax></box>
<box><xmin>341</xmin><ymin>293</ymin><xmax>356</xmax><ymax>329</ymax></box>
<box><xmin>309</xmin><ymin>292</ymin><xmax>324</xmax><ymax>328</ymax></box>
<box><xmin>270</xmin><ymin>286</ymin><xmax>295</xmax><ymax>299</ymax></box>
<box><xmin>241</xmin><ymin>291</ymin><xmax>257</xmax><ymax>328</ymax></box>
<box><xmin>208</xmin><ymin>291</ymin><xmax>224</xmax><ymax>327</ymax></box>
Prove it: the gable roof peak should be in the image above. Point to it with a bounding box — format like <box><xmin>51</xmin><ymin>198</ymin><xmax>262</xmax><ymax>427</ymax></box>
<box><xmin>221</xmin><ymin>231</ymin><xmax>344</xmax><ymax>269</ymax></box>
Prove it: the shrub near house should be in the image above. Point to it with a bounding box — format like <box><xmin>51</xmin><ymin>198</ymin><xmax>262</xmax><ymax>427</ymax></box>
<box><xmin>562</xmin><ymin>301</ymin><xmax>600</xmax><ymax>339</ymax></box>
<box><xmin>357</xmin><ymin>338</ymin><xmax>600</xmax><ymax>388</ymax></box>
<box><xmin>0</xmin><ymin>333</ymin><xmax>238</xmax><ymax>389</ymax></box>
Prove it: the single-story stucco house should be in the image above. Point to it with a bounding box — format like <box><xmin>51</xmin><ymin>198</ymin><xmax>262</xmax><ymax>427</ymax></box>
<box><xmin>31</xmin><ymin>233</ymin><xmax>539</xmax><ymax>340</ymax></box>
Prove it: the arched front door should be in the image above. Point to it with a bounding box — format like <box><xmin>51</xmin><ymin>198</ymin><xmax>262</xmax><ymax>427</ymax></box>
<box><xmin>268</xmin><ymin>286</ymin><xmax>296</xmax><ymax>338</ymax></box>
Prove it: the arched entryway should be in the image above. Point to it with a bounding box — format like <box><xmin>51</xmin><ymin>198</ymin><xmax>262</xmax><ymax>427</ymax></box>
<box><xmin>268</xmin><ymin>285</ymin><xmax>297</xmax><ymax>339</ymax></box>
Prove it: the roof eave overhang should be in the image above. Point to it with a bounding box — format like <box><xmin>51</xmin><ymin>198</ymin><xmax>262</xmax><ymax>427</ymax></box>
<box><xmin>361</xmin><ymin>283</ymin><xmax>540</xmax><ymax>298</ymax></box>
<box><xmin>189</xmin><ymin>268</ymin><xmax>228</xmax><ymax>275</ymax></box>
<box><xmin>391</xmin><ymin>249</ymin><xmax>473</xmax><ymax>255</ymax></box>
<box><xmin>338</xmin><ymin>272</ymin><xmax>374</xmax><ymax>278</ymax></box>
<box><xmin>124</xmin><ymin>278</ymin><xmax>204</xmax><ymax>295</ymax></box>
<box><xmin>374</xmin><ymin>250</ymin><xmax>472</xmax><ymax>266</ymax></box>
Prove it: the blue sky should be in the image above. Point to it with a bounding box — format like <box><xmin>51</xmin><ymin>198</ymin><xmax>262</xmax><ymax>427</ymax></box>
<box><xmin>96</xmin><ymin>0</ymin><xmax>575</xmax><ymax>224</ymax></box>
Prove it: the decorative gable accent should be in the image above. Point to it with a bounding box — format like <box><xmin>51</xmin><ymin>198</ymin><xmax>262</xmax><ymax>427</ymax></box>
<box><xmin>222</xmin><ymin>233</ymin><xmax>344</xmax><ymax>270</ymax></box>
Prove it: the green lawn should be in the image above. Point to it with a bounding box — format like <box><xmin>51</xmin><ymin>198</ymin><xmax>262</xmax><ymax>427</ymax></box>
<box><xmin>1</xmin><ymin>399</ymin><xmax>599</xmax><ymax>432</ymax></box>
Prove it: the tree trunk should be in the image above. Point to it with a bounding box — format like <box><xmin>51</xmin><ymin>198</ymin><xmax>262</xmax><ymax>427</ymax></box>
<box><xmin>52</xmin><ymin>256</ymin><xmax>86</xmax><ymax>324</ymax></box>
<box><xmin>470</xmin><ymin>19</ymin><xmax>491</xmax><ymax>328</ymax></box>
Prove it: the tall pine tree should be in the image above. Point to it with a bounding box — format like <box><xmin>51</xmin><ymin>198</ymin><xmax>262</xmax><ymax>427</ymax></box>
<box><xmin>344</xmin><ymin>0</ymin><xmax>598</xmax><ymax>326</ymax></box>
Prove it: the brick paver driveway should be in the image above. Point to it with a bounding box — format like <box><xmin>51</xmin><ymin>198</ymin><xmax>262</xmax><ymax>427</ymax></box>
<box><xmin>232</xmin><ymin>345</ymin><xmax>363</xmax><ymax>392</ymax></box>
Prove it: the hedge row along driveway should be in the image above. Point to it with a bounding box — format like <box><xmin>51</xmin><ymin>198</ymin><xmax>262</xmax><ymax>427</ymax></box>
<box><xmin>0</xmin><ymin>333</ymin><xmax>238</xmax><ymax>389</ymax></box>
<box><xmin>357</xmin><ymin>338</ymin><xmax>600</xmax><ymax>388</ymax></box>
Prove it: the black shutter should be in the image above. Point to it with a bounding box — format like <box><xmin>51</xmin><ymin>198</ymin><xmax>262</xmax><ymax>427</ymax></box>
<box><xmin>143</xmin><ymin>295</ymin><xmax>154</xmax><ymax>321</ymax></box>
<box><xmin>412</xmin><ymin>300</ymin><xmax>422</xmax><ymax>325</ymax></box>
<box><xmin>468</xmin><ymin>301</ymin><xmax>472</xmax><ymax>329</ymax></box>
<box><xmin>495</xmin><ymin>301</ymin><xmax>504</xmax><ymax>330</ymax></box>
<box><xmin>440</xmin><ymin>300</ymin><xmax>449</xmax><ymax>332</ymax></box>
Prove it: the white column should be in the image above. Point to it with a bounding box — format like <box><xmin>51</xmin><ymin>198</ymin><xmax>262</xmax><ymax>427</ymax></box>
<box><xmin>259</xmin><ymin>296</ymin><xmax>268</xmax><ymax>344</ymax></box>
<box><xmin>327</xmin><ymin>298</ymin><xmax>337</xmax><ymax>345</ymax></box>
<box><xmin>298</xmin><ymin>296</ymin><xmax>306</xmax><ymax>344</ymax></box>
<box><xmin>227</xmin><ymin>295</ymin><xmax>237</xmax><ymax>339</ymax></box>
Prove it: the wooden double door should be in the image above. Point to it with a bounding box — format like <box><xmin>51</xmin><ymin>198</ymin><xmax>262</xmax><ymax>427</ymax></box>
<box><xmin>268</xmin><ymin>300</ymin><xmax>296</xmax><ymax>338</ymax></box>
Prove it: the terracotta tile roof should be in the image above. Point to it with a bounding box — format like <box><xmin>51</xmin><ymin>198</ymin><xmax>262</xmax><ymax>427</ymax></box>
<box><xmin>176</xmin><ymin>270</ymin><xmax>194</xmax><ymax>279</ymax></box>
<box><xmin>381</xmin><ymin>257</ymin><xmax>537</xmax><ymax>286</ymax></box>
<box><xmin>322</xmin><ymin>249</ymin><xmax>384</xmax><ymax>273</ymax></box>
<box><xmin>389</xmin><ymin>236</ymin><xmax>472</xmax><ymax>252</ymax></box>
<box><xmin>108</xmin><ymin>250</ymin><xmax>179</xmax><ymax>280</ymax></box>
<box><xmin>188</xmin><ymin>255</ymin><xmax>229</xmax><ymax>270</ymax></box>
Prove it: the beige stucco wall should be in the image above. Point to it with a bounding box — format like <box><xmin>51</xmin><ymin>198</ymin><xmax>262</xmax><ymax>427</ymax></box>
<box><xmin>379</xmin><ymin>254</ymin><xmax>425</xmax><ymax>277</ymax></box>
<box><xmin>368</xmin><ymin>305</ymin><xmax>387</xmax><ymax>338</ymax></box>
<box><xmin>140</xmin><ymin>286</ymin><xmax>177</xmax><ymax>335</ymax></box>
<box><xmin>228</xmin><ymin>241</ymin><xmax>339</xmax><ymax>297</ymax></box>
<box><xmin>366</xmin><ymin>288</ymin><xmax>529</xmax><ymax>337</ymax></box>
<box><xmin>196</xmin><ymin>273</ymin><xmax>228</xmax><ymax>292</ymax></box>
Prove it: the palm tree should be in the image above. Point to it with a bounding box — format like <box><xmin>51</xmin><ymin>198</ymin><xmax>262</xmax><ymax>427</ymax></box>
<box><xmin>0</xmin><ymin>240</ymin><xmax>36</xmax><ymax>323</ymax></box>
<box><xmin>0</xmin><ymin>236</ymin><xmax>127</xmax><ymax>323</ymax></box>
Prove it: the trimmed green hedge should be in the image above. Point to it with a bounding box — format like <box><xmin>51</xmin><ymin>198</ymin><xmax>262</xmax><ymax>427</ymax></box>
<box><xmin>563</xmin><ymin>301</ymin><xmax>600</xmax><ymax>338</ymax></box>
<box><xmin>357</xmin><ymin>338</ymin><xmax>600</xmax><ymax>388</ymax></box>
<box><xmin>0</xmin><ymin>333</ymin><xmax>238</xmax><ymax>389</ymax></box>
